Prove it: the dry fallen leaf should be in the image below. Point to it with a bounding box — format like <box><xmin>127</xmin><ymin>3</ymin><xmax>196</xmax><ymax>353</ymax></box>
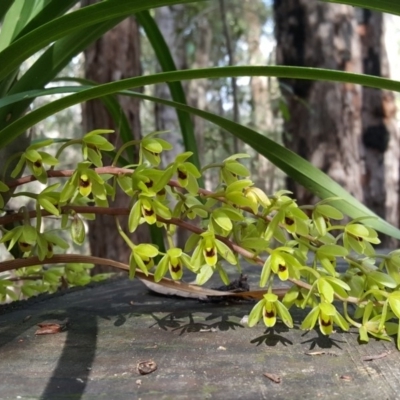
<box><xmin>35</xmin><ymin>322</ymin><xmax>67</xmax><ymax>335</ymax></box>
<box><xmin>137</xmin><ymin>360</ymin><xmax>157</xmax><ymax>375</ymax></box>
<box><xmin>263</xmin><ymin>372</ymin><xmax>282</xmax><ymax>384</ymax></box>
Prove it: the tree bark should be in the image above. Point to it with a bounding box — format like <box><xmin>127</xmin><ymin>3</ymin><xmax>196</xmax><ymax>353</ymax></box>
<box><xmin>187</xmin><ymin>8</ymin><xmax>212</xmax><ymax>184</ymax></box>
<box><xmin>244</xmin><ymin>0</ymin><xmax>278</xmax><ymax>194</ymax></box>
<box><xmin>82</xmin><ymin>0</ymin><xmax>147</xmax><ymax>266</ymax></box>
<box><xmin>274</xmin><ymin>0</ymin><xmax>364</xmax><ymax>204</ymax></box>
<box><xmin>358</xmin><ymin>10</ymin><xmax>387</xmax><ymax>219</ymax></box>
<box><xmin>358</xmin><ymin>10</ymin><xmax>399</xmax><ymax>246</ymax></box>
<box><xmin>383</xmin><ymin>13</ymin><xmax>400</xmax><ymax>246</ymax></box>
<box><xmin>154</xmin><ymin>5</ymin><xmax>186</xmax><ymax>168</ymax></box>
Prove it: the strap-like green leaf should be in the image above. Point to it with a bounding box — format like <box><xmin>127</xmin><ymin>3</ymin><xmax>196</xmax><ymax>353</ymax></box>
<box><xmin>2</xmin><ymin>65</ymin><xmax>400</xmax><ymax>238</ymax></box>
<box><xmin>0</xmin><ymin>0</ymin><xmax>36</xmax><ymax>50</ymax></box>
<box><xmin>321</xmin><ymin>0</ymin><xmax>400</xmax><ymax>16</ymax></box>
<box><xmin>0</xmin><ymin>0</ymin><xmax>14</xmax><ymax>24</ymax></box>
<box><xmin>0</xmin><ymin>0</ymin><xmax>206</xmax><ymax>82</ymax></box>
<box><xmin>0</xmin><ymin>18</ymin><xmax>125</xmax><ymax>129</ymax></box>
<box><xmin>2</xmin><ymin>66</ymin><xmax>400</xmax><ymax>148</ymax></box>
<box><xmin>2</xmin><ymin>65</ymin><xmax>400</xmax><ymax>150</ymax></box>
<box><xmin>136</xmin><ymin>11</ymin><xmax>200</xmax><ymax>174</ymax></box>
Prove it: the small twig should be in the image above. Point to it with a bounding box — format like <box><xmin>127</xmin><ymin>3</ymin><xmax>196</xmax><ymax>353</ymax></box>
<box><xmin>361</xmin><ymin>351</ymin><xmax>391</xmax><ymax>361</ymax></box>
<box><xmin>1</xmin><ymin>168</ymin><xmax>369</xmax><ymax>305</ymax></box>
<box><xmin>0</xmin><ymin>205</ymin><xmax>364</xmax><ymax>304</ymax></box>
<box><xmin>7</xmin><ymin>276</ymin><xmax>43</xmax><ymax>282</ymax></box>
<box><xmin>0</xmin><ymin>254</ymin><xmax>284</xmax><ymax>300</ymax></box>
<box><xmin>305</xmin><ymin>351</ymin><xmax>339</xmax><ymax>357</ymax></box>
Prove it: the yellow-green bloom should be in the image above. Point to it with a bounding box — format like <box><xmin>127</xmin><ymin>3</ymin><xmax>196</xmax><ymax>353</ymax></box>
<box><xmin>11</xmin><ymin>140</ymin><xmax>59</xmax><ymax>184</ymax></box>
<box><xmin>260</xmin><ymin>248</ymin><xmax>302</xmax><ymax>287</ymax></box>
<box><xmin>270</xmin><ymin>251</ymin><xmax>289</xmax><ymax>281</ymax></box>
<box><xmin>140</xmin><ymin>197</ymin><xmax>157</xmax><ymax>225</ymax></box>
<box><xmin>140</xmin><ymin>136</ymin><xmax>172</xmax><ymax>166</ymax></box>
<box><xmin>154</xmin><ymin>248</ymin><xmax>193</xmax><ymax>282</ymax></box>
<box><xmin>301</xmin><ymin>302</ymin><xmax>348</xmax><ymax>336</ymax></box>
<box><xmin>220</xmin><ymin>154</ymin><xmax>250</xmax><ymax>185</ymax></box>
<box><xmin>244</xmin><ymin>186</ymin><xmax>271</xmax><ymax>213</ymax></box>
<box><xmin>202</xmin><ymin>231</ymin><xmax>218</xmax><ymax>266</ymax></box>
<box><xmin>263</xmin><ymin>294</ymin><xmax>278</xmax><ymax>327</ymax></box>
<box><xmin>248</xmin><ymin>293</ymin><xmax>293</xmax><ymax>329</ymax></box>
<box><xmin>79</xmin><ymin>173</ymin><xmax>92</xmax><ymax>197</ymax></box>
<box><xmin>343</xmin><ymin>223</ymin><xmax>380</xmax><ymax>256</ymax></box>
<box><xmin>129</xmin><ymin>243</ymin><xmax>159</xmax><ymax>279</ymax></box>
<box><xmin>190</xmin><ymin>231</ymin><xmax>237</xmax><ymax>271</ymax></box>
<box><xmin>128</xmin><ymin>194</ymin><xmax>171</xmax><ymax>233</ymax></box>
<box><xmin>0</xmin><ymin>224</ymin><xmax>37</xmax><ymax>257</ymax></box>
<box><xmin>312</xmin><ymin>203</ymin><xmax>343</xmax><ymax>237</ymax></box>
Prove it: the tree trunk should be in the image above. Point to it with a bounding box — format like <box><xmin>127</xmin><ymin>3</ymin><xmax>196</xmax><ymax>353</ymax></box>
<box><xmin>383</xmin><ymin>13</ymin><xmax>400</xmax><ymax>246</ymax></box>
<box><xmin>187</xmin><ymin>9</ymin><xmax>212</xmax><ymax>184</ymax></box>
<box><xmin>154</xmin><ymin>6</ymin><xmax>186</xmax><ymax>168</ymax></box>
<box><xmin>358</xmin><ymin>10</ymin><xmax>399</xmax><ymax>246</ymax></box>
<box><xmin>359</xmin><ymin>10</ymin><xmax>387</xmax><ymax>218</ymax></box>
<box><xmin>154</xmin><ymin>6</ymin><xmax>190</xmax><ymax>248</ymax></box>
<box><xmin>243</xmin><ymin>0</ymin><xmax>277</xmax><ymax>194</ymax></box>
<box><xmin>82</xmin><ymin>0</ymin><xmax>147</xmax><ymax>267</ymax></box>
<box><xmin>274</xmin><ymin>0</ymin><xmax>364</xmax><ymax>204</ymax></box>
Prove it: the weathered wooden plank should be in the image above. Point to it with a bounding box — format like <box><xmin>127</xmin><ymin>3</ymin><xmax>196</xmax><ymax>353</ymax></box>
<box><xmin>0</xmin><ymin>271</ymin><xmax>398</xmax><ymax>399</ymax></box>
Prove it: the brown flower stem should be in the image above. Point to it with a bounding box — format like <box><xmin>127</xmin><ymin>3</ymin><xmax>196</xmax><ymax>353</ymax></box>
<box><xmin>2</xmin><ymin>168</ymin><xmax>367</xmax><ymax>305</ymax></box>
<box><xmin>0</xmin><ymin>254</ymin><xmax>286</xmax><ymax>300</ymax></box>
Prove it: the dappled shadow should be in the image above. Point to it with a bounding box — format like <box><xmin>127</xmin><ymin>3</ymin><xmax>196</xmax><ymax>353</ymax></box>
<box><xmin>0</xmin><ymin>278</ymin><xmax>293</xmax><ymax>398</ymax></box>
<box><xmin>148</xmin><ymin>311</ymin><xmax>244</xmax><ymax>335</ymax></box>
<box><xmin>0</xmin><ymin>310</ymin><xmax>69</xmax><ymax>350</ymax></box>
<box><xmin>301</xmin><ymin>330</ymin><xmax>346</xmax><ymax>350</ymax></box>
<box><xmin>250</xmin><ymin>326</ymin><xmax>293</xmax><ymax>347</ymax></box>
<box><xmin>148</xmin><ymin>312</ymin><xmax>187</xmax><ymax>331</ymax></box>
<box><xmin>205</xmin><ymin>313</ymin><xmax>244</xmax><ymax>331</ymax></box>
<box><xmin>97</xmin><ymin>312</ymin><xmax>142</xmax><ymax>327</ymax></box>
<box><xmin>172</xmin><ymin>313</ymin><xmax>210</xmax><ymax>335</ymax></box>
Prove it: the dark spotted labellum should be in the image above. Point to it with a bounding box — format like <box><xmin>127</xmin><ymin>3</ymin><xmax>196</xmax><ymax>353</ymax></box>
<box><xmin>285</xmin><ymin>217</ymin><xmax>294</xmax><ymax>226</ymax></box>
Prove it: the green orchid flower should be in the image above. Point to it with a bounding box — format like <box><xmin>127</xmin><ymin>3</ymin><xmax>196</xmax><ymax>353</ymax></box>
<box><xmin>140</xmin><ymin>133</ymin><xmax>173</xmax><ymax>166</ymax></box>
<box><xmin>60</xmin><ymin>162</ymin><xmax>112</xmax><ymax>206</ymax></box>
<box><xmin>312</xmin><ymin>202</ymin><xmax>344</xmax><ymax>237</ymax></box>
<box><xmin>129</xmin><ymin>243</ymin><xmax>159</xmax><ymax>279</ymax></box>
<box><xmin>11</xmin><ymin>139</ymin><xmax>58</xmax><ymax>184</ymax></box>
<box><xmin>260</xmin><ymin>247</ymin><xmax>302</xmax><ymax>286</ymax></box>
<box><xmin>243</xmin><ymin>186</ymin><xmax>271</xmax><ymax>213</ymax></box>
<box><xmin>0</xmin><ymin>223</ymin><xmax>37</xmax><ymax>257</ymax></box>
<box><xmin>170</xmin><ymin>152</ymin><xmax>202</xmax><ymax>195</ymax></box>
<box><xmin>301</xmin><ymin>302</ymin><xmax>349</xmax><ymax>336</ymax></box>
<box><xmin>343</xmin><ymin>222</ymin><xmax>380</xmax><ymax>256</ymax></box>
<box><xmin>82</xmin><ymin>129</ymin><xmax>115</xmax><ymax>167</ymax></box>
<box><xmin>154</xmin><ymin>248</ymin><xmax>194</xmax><ymax>282</ymax></box>
<box><xmin>128</xmin><ymin>194</ymin><xmax>171</xmax><ymax>233</ymax></box>
<box><xmin>248</xmin><ymin>293</ymin><xmax>293</xmax><ymax>329</ymax></box>
<box><xmin>220</xmin><ymin>154</ymin><xmax>250</xmax><ymax>185</ymax></box>
<box><xmin>190</xmin><ymin>231</ymin><xmax>236</xmax><ymax>269</ymax></box>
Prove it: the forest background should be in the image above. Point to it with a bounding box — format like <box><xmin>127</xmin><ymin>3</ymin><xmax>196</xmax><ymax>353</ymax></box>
<box><xmin>1</xmin><ymin>0</ymin><xmax>400</xmax><ymax>275</ymax></box>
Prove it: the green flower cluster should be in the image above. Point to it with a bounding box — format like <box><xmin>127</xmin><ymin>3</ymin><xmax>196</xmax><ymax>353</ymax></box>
<box><xmin>2</xmin><ymin>131</ymin><xmax>400</xmax><ymax>350</ymax></box>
